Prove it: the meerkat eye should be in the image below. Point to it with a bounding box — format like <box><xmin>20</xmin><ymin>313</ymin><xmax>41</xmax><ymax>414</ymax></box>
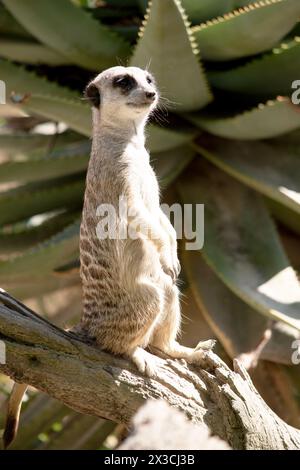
<box><xmin>146</xmin><ymin>75</ymin><xmax>153</xmax><ymax>84</ymax></box>
<box><xmin>113</xmin><ymin>75</ymin><xmax>136</xmax><ymax>92</ymax></box>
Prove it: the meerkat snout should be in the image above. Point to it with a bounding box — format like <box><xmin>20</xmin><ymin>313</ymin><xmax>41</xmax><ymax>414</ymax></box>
<box><xmin>145</xmin><ymin>91</ymin><xmax>156</xmax><ymax>100</ymax></box>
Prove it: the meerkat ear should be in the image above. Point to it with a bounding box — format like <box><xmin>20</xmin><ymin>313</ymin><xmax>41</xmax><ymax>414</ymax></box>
<box><xmin>84</xmin><ymin>82</ymin><xmax>101</xmax><ymax>108</ymax></box>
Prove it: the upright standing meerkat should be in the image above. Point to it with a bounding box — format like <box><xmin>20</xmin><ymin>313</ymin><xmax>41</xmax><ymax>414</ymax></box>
<box><xmin>3</xmin><ymin>66</ymin><xmax>214</xmax><ymax>448</ymax></box>
<box><xmin>78</xmin><ymin>65</ymin><xmax>214</xmax><ymax>375</ymax></box>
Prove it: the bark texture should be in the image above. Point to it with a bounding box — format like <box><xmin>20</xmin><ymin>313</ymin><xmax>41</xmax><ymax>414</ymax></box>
<box><xmin>119</xmin><ymin>400</ymin><xmax>231</xmax><ymax>449</ymax></box>
<box><xmin>0</xmin><ymin>290</ymin><xmax>300</xmax><ymax>450</ymax></box>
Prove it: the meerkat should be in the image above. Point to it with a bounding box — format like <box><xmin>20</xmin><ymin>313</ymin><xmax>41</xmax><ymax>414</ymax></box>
<box><xmin>3</xmin><ymin>66</ymin><xmax>214</xmax><ymax>448</ymax></box>
<box><xmin>78</xmin><ymin>65</ymin><xmax>215</xmax><ymax>375</ymax></box>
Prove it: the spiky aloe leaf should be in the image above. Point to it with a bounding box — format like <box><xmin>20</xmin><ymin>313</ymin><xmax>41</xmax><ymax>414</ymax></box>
<box><xmin>209</xmin><ymin>38</ymin><xmax>300</xmax><ymax>97</ymax></box>
<box><xmin>234</xmin><ymin>1</ymin><xmax>275</xmax><ymax>6</ymax></box>
<box><xmin>193</xmin><ymin>0</ymin><xmax>300</xmax><ymax>61</ymax></box>
<box><xmin>0</xmin><ymin>142</ymin><xmax>89</xmax><ymax>183</ymax></box>
<box><xmin>178</xmin><ymin>159</ymin><xmax>300</xmax><ymax>330</ymax></box>
<box><xmin>152</xmin><ymin>145</ymin><xmax>195</xmax><ymax>186</ymax></box>
<box><xmin>0</xmin><ymin>132</ymin><xmax>81</xmax><ymax>156</ymax></box>
<box><xmin>287</xmin><ymin>366</ymin><xmax>300</xmax><ymax>411</ymax></box>
<box><xmin>0</xmin><ymin>179</ymin><xmax>84</xmax><ymax>226</ymax></box>
<box><xmin>0</xmin><ymin>59</ymin><xmax>91</xmax><ymax>136</ymax></box>
<box><xmin>252</xmin><ymin>362</ymin><xmax>300</xmax><ymax>425</ymax></box>
<box><xmin>183</xmin><ymin>249</ymin><xmax>268</xmax><ymax>357</ymax></box>
<box><xmin>271</xmin><ymin>129</ymin><xmax>300</xmax><ymax>146</ymax></box>
<box><xmin>2</xmin><ymin>0</ymin><xmax>130</xmax><ymax>70</ymax></box>
<box><xmin>130</xmin><ymin>0</ymin><xmax>212</xmax><ymax>111</ymax></box>
<box><xmin>266</xmin><ymin>198</ymin><xmax>300</xmax><ymax>236</ymax></box>
<box><xmin>188</xmin><ymin>98</ymin><xmax>300</xmax><ymax>140</ymax></box>
<box><xmin>147</xmin><ymin>124</ymin><xmax>195</xmax><ymax>152</ymax></box>
<box><xmin>0</xmin><ymin>211</ymin><xmax>79</xmax><ymax>254</ymax></box>
<box><xmin>181</xmin><ymin>0</ymin><xmax>234</xmax><ymax>23</ymax></box>
<box><xmin>281</xmin><ymin>230</ymin><xmax>300</xmax><ymax>273</ymax></box>
<box><xmin>263</xmin><ymin>323</ymin><xmax>300</xmax><ymax>365</ymax></box>
<box><xmin>0</xmin><ymin>4</ymin><xmax>32</xmax><ymax>39</ymax></box>
<box><xmin>136</xmin><ymin>0</ymin><xmax>149</xmax><ymax>13</ymax></box>
<box><xmin>17</xmin><ymin>94</ymin><xmax>92</xmax><ymax>137</ymax></box>
<box><xmin>0</xmin><ymin>134</ymin><xmax>57</xmax><ymax>154</ymax></box>
<box><xmin>194</xmin><ymin>138</ymin><xmax>300</xmax><ymax>215</ymax></box>
<box><xmin>3</xmin><ymin>267</ymin><xmax>80</xmax><ymax>300</ymax></box>
<box><xmin>0</xmin><ymin>219</ymin><xmax>79</xmax><ymax>281</ymax></box>
<box><xmin>183</xmin><ymin>250</ymin><xmax>298</xmax><ymax>364</ymax></box>
<box><xmin>0</xmin><ymin>40</ymin><xmax>72</xmax><ymax>65</ymax></box>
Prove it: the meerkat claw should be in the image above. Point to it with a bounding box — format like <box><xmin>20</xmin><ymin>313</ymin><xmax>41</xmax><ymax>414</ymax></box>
<box><xmin>160</xmin><ymin>263</ymin><xmax>176</xmax><ymax>282</ymax></box>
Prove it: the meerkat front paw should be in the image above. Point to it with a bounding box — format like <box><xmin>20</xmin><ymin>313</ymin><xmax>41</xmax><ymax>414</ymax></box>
<box><xmin>130</xmin><ymin>347</ymin><xmax>157</xmax><ymax>378</ymax></box>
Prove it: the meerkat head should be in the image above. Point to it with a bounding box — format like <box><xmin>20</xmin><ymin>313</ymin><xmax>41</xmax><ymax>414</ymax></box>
<box><xmin>84</xmin><ymin>66</ymin><xmax>158</xmax><ymax>126</ymax></box>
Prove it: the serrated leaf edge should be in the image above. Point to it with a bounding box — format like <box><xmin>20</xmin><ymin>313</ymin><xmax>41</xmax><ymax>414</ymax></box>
<box><xmin>131</xmin><ymin>0</ymin><xmax>212</xmax><ymax>102</ymax></box>
<box><xmin>193</xmin><ymin>0</ymin><xmax>288</xmax><ymax>32</ymax></box>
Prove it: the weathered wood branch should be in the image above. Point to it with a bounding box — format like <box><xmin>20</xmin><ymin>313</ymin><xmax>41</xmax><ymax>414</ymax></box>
<box><xmin>120</xmin><ymin>400</ymin><xmax>231</xmax><ymax>450</ymax></box>
<box><xmin>0</xmin><ymin>290</ymin><xmax>300</xmax><ymax>450</ymax></box>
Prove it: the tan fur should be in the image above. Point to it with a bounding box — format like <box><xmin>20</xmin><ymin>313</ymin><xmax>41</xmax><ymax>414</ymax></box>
<box><xmin>77</xmin><ymin>66</ymin><xmax>215</xmax><ymax>376</ymax></box>
<box><xmin>2</xmin><ymin>68</ymin><xmax>215</xmax><ymax>449</ymax></box>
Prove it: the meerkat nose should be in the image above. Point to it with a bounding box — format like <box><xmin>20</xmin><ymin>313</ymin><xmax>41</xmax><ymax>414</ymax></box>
<box><xmin>145</xmin><ymin>91</ymin><xmax>156</xmax><ymax>101</ymax></box>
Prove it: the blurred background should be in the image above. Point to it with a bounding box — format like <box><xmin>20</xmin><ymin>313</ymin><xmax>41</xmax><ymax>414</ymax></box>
<box><xmin>0</xmin><ymin>0</ymin><xmax>300</xmax><ymax>449</ymax></box>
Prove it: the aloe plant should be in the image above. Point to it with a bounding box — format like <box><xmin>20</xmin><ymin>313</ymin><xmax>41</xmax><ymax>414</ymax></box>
<box><xmin>1</xmin><ymin>0</ymin><xmax>300</xmax><ymax>443</ymax></box>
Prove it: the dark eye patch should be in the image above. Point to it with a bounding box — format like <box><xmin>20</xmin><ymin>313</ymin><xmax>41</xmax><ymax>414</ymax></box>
<box><xmin>112</xmin><ymin>74</ymin><xmax>136</xmax><ymax>93</ymax></box>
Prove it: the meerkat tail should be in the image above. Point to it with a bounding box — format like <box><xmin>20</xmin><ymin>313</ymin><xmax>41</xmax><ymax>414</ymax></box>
<box><xmin>3</xmin><ymin>383</ymin><xmax>28</xmax><ymax>449</ymax></box>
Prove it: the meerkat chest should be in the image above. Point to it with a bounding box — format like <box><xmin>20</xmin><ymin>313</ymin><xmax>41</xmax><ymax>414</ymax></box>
<box><xmin>126</xmin><ymin>144</ymin><xmax>160</xmax><ymax>210</ymax></box>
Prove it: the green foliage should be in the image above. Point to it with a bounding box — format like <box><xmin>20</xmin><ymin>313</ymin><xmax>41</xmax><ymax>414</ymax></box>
<box><xmin>194</xmin><ymin>138</ymin><xmax>300</xmax><ymax>214</ymax></box>
<box><xmin>187</xmin><ymin>97</ymin><xmax>300</xmax><ymax>140</ymax></box>
<box><xmin>2</xmin><ymin>0</ymin><xmax>131</xmax><ymax>69</ymax></box>
<box><xmin>179</xmin><ymin>159</ymin><xmax>300</xmax><ymax>330</ymax></box>
<box><xmin>0</xmin><ymin>40</ymin><xmax>72</xmax><ymax>65</ymax></box>
<box><xmin>209</xmin><ymin>37</ymin><xmax>300</xmax><ymax>97</ymax></box>
<box><xmin>0</xmin><ymin>0</ymin><xmax>300</xmax><ymax>447</ymax></box>
<box><xmin>192</xmin><ymin>0</ymin><xmax>300</xmax><ymax>61</ymax></box>
<box><xmin>130</xmin><ymin>0</ymin><xmax>212</xmax><ymax>111</ymax></box>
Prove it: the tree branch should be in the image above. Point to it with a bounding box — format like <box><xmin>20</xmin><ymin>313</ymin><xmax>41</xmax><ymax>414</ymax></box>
<box><xmin>0</xmin><ymin>289</ymin><xmax>300</xmax><ymax>450</ymax></box>
<box><xmin>119</xmin><ymin>400</ymin><xmax>231</xmax><ymax>450</ymax></box>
